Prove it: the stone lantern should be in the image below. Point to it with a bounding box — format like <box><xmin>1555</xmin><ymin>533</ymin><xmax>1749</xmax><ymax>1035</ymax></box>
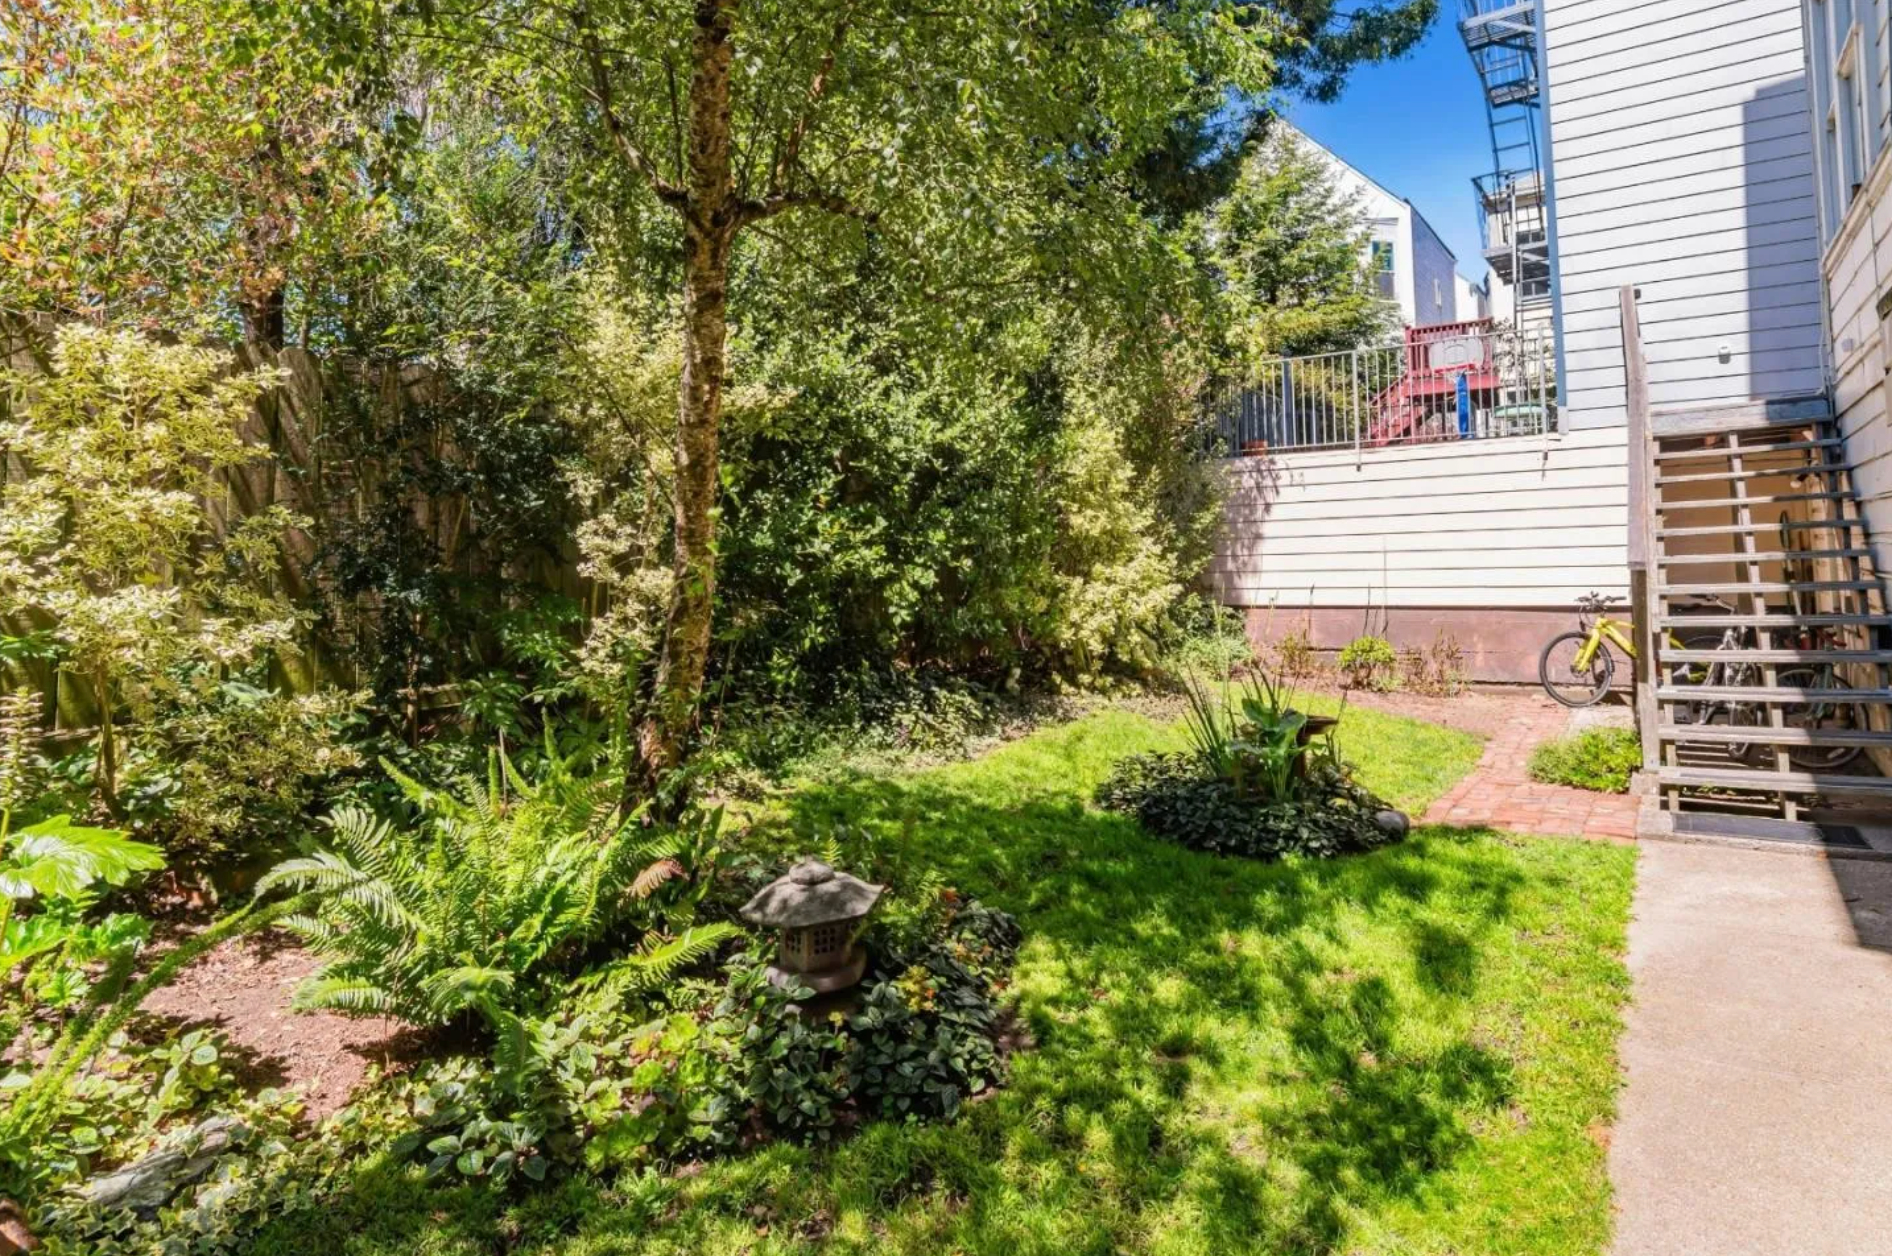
<box><xmin>740</xmin><ymin>859</ymin><xmax>884</xmax><ymax>994</ymax></box>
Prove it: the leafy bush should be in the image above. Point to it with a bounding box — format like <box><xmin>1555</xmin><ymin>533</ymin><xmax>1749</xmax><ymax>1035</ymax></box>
<box><xmin>0</xmin><ymin>701</ymin><xmax>165</xmax><ymax>1041</ymax></box>
<box><xmin>257</xmin><ymin>742</ymin><xmax>738</xmax><ymax>1030</ymax></box>
<box><xmin>1528</xmin><ymin>727</ymin><xmax>1641</xmax><ymax>794</ymax></box>
<box><xmin>713</xmin><ymin>891</ymin><xmax>1019</xmax><ymax>1142</ymax></box>
<box><xmin>0</xmin><ymin>327</ymin><xmax>308</xmax><ymax>841</ymax></box>
<box><xmin>18</xmin><ymin>1025</ymin><xmax>317</xmax><ymax>1256</ymax></box>
<box><xmin>119</xmin><ymin>680</ymin><xmax>364</xmax><ymax>870</ymax></box>
<box><xmin>1338</xmin><ymin>635</ymin><xmax>1397</xmax><ymax>691</ymax></box>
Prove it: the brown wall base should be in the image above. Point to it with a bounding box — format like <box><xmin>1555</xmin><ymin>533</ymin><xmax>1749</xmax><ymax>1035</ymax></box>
<box><xmin>1244</xmin><ymin>605</ymin><xmax>1574</xmax><ymax>685</ymax></box>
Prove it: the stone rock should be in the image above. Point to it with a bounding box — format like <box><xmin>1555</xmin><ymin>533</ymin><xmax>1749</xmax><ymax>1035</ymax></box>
<box><xmin>77</xmin><ymin>1116</ymin><xmax>245</xmax><ymax>1217</ymax></box>
<box><xmin>1374</xmin><ymin>809</ymin><xmax>1411</xmax><ymax>839</ymax></box>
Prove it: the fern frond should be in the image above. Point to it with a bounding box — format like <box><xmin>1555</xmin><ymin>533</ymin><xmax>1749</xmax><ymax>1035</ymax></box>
<box><xmin>253</xmin><ymin>851</ymin><xmax>368</xmax><ymax>898</ymax></box>
<box><xmin>630</xmin><ymin>858</ymin><xmax>685</xmax><ymax>899</ymax></box>
<box><xmin>292</xmin><ymin>977</ymin><xmax>396</xmax><ymax>1017</ymax></box>
<box><xmin>572</xmin><ymin>922</ymin><xmax>742</xmax><ymax>1012</ymax></box>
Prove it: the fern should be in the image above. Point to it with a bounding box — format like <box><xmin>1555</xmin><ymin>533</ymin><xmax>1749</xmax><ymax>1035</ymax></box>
<box><xmin>258</xmin><ymin>745</ymin><xmax>737</xmax><ymax>1030</ymax></box>
<box><xmin>569</xmin><ymin>922</ymin><xmax>743</xmax><ymax>1012</ymax></box>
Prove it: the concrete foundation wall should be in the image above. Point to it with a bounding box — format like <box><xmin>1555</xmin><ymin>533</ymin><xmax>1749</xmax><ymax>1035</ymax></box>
<box><xmin>1245</xmin><ymin>604</ymin><xmax>1576</xmax><ymax>686</ymax></box>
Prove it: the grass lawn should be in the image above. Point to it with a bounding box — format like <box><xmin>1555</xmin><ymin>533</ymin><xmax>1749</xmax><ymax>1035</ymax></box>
<box><xmin>252</xmin><ymin>702</ymin><xmax>1635</xmax><ymax>1256</ymax></box>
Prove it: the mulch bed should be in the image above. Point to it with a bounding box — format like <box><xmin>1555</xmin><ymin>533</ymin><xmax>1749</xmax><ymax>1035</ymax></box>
<box><xmin>140</xmin><ymin>928</ymin><xmax>427</xmax><ymax>1121</ymax></box>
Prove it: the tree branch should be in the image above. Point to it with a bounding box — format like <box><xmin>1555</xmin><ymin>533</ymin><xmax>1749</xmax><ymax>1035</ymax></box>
<box><xmin>572</xmin><ymin>7</ymin><xmax>686</xmax><ymax>210</ymax></box>
<box><xmin>735</xmin><ymin>186</ymin><xmax>875</xmax><ymax>226</ymax></box>
<box><xmin>769</xmin><ymin>9</ymin><xmax>852</xmax><ymax>197</ymax></box>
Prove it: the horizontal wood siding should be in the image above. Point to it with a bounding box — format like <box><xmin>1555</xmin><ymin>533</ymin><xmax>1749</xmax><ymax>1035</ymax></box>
<box><xmin>1209</xmin><ymin>429</ymin><xmax>1629</xmax><ymax>609</ymax></box>
<box><xmin>1825</xmin><ymin>146</ymin><xmax>1892</xmax><ymax>578</ymax></box>
<box><xmin>1544</xmin><ymin>0</ymin><xmax>1827</xmax><ymax>428</ymax></box>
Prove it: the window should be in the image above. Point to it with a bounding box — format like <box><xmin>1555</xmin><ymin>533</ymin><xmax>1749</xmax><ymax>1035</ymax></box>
<box><xmin>1840</xmin><ymin>31</ymin><xmax>1868</xmax><ymax>200</ymax></box>
<box><xmin>1432</xmin><ymin>276</ymin><xmax>1444</xmax><ymax>315</ymax></box>
<box><xmin>1370</xmin><ymin>240</ymin><xmax>1395</xmax><ymax>300</ymax></box>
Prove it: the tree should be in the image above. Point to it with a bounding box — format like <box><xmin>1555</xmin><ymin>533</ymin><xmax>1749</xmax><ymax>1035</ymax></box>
<box><xmin>395</xmin><ymin>0</ymin><xmax>1279</xmax><ymax>800</ymax></box>
<box><xmin>1209</xmin><ymin>126</ymin><xmax>1392</xmax><ymax>361</ymax></box>
<box><xmin>0</xmin><ymin>0</ymin><xmax>387</xmax><ymax>347</ymax></box>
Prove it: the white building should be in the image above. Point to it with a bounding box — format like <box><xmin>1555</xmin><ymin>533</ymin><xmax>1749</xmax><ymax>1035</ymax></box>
<box><xmin>1214</xmin><ymin>0</ymin><xmax>1829</xmax><ymax>682</ymax></box>
<box><xmin>1455</xmin><ymin>271</ymin><xmax>1491</xmax><ymax>321</ymax></box>
<box><xmin>1285</xmin><ymin>123</ymin><xmax>1462</xmax><ymax>329</ymax></box>
<box><xmin>1803</xmin><ymin>0</ymin><xmax>1892</xmax><ymax>576</ymax></box>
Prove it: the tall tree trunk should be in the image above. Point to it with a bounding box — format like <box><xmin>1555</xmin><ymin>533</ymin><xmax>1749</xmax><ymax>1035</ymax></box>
<box><xmin>635</xmin><ymin>0</ymin><xmax>739</xmax><ymax>805</ymax></box>
<box><xmin>239</xmin><ymin>128</ymin><xmax>287</xmax><ymax>350</ymax></box>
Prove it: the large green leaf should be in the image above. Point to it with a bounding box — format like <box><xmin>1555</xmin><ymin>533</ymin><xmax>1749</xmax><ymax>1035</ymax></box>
<box><xmin>0</xmin><ymin>816</ymin><xmax>164</xmax><ymax>902</ymax></box>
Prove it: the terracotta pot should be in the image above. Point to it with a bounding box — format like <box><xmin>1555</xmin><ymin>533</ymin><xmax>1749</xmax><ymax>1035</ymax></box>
<box><xmin>1240</xmin><ymin>439</ymin><xmax>1269</xmax><ymax>456</ymax></box>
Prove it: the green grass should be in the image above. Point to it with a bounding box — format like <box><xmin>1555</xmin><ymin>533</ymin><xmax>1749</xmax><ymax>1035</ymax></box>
<box><xmin>251</xmin><ymin>703</ymin><xmax>1634</xmax><ymax>1256</ymax></box>
<box><xmin>1528</xmin><ymin>726</ymin><xmax>1642</xmax><ymax>794</ymax></box>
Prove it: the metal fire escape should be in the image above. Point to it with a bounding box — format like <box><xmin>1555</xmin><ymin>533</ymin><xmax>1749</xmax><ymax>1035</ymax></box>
<box><xmin>1461</xmin><ymin>0</ymin><xmax>1552</xmax><ymax>314</ymax></box>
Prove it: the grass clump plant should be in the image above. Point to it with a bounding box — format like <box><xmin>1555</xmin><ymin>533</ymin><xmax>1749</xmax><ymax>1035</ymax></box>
<box><xmin>1528</xmin><ymin>727</ymin><xmax>1642</xmax><ymax>794</ymax></box>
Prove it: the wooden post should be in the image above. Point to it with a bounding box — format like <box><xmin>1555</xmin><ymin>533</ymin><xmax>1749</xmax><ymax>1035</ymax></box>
<box><xmin>1621</xmin><ymin>285</ymin><xmax>1660</xmax><ymax>773</ymax></box>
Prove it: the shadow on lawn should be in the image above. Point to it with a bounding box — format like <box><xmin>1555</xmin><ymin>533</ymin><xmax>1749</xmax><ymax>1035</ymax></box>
<box><xmin>737</xmin><ymin>773</ymin><xmax>1527</xmax><ymax>1253</ymax></box>
<box><xmin>264</xmin><ymin>765</ymin><xmax>1534</xmax><ymax>1256</ymax></box>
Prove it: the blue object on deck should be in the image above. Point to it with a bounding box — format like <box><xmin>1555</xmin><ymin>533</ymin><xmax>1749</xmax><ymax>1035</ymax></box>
<box><xmin>1456</xmin><ymin>372</ymin><xmax>1471</xmax><ymax>437</ymax></box>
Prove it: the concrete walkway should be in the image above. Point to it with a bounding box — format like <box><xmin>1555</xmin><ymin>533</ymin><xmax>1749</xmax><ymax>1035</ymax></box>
<box><xmin>1610</xmin><ymin>841</ymin><xmax>1892</xmax><ymax>1254</ymax></box>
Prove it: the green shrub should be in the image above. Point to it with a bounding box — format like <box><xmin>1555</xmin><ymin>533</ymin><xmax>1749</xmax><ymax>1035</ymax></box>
<box><xmin>1528</xmin><ymin>727</ymin><xmax>1642</xmax><ymax>794</ymax></box>
<box><xmin>1096</xmin><ymin>750</ymin><xmax>1396</xmax><ymax>860</ymax></box>
<box><xmin>711</xmin><ymin>892</ymin><xmax>1020</xmax><ymax>1142</ymax></box>
<box><xmin>18</xmin><ymin>1026</ymin><xmax>314</xmax><ymax>1254</ymax></box>
<box><xmin>1337</xmin><ymin>635</ymin><xmax>1397</xmax><ymax>691</ymax></box>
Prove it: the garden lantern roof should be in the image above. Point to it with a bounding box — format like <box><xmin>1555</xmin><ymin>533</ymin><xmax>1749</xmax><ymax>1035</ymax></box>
<box><xmin>741</xmin><ymin>859</ymin><xmax>883</xmax><ymax>929</ymax></box>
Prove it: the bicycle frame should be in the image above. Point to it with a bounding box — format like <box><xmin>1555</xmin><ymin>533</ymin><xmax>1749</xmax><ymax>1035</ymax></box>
<box><xmin>1573</xmin><ymin>615</ymin><xmax>1639</xmax><ymax>668</ymax></box>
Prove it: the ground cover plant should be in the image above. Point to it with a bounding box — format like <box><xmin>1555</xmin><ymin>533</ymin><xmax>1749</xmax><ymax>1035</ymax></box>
<box><xmin>1097</xmin><ymin>672</ymin><xmax>1401</xmax><ymax>860</ymax></box>
<box><xmin>232</xmin><ymin>703</ymin><xmax>1635</xmax><ymax>1256</ymax></box>
<box><xmin>1528</xmin><ymin>727</ymin><xmax>1642</xmax><ymax>795</ymax></box>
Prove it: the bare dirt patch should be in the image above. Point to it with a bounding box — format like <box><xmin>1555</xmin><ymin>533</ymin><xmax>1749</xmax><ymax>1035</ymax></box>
<box><xmin>141</xmin><ymin>927</ymin><xmax>420</xmax><ymax>1121</ymax></box>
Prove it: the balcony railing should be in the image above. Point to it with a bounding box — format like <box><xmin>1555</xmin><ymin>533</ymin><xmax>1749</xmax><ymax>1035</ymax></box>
<box><xmin>1210</xmin><ymin>322</ymin><xmax>1558</xmax><ymax>455</ymax></box>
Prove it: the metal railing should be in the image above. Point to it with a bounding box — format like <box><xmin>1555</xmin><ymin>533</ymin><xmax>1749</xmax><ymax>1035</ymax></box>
<box><xmin>1210</xmin><ymin>323</ymin><xmax>1557</xmax><ymax>456</ymax></box>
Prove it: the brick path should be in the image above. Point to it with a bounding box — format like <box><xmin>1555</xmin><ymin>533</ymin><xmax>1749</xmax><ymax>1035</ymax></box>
<box><xmin>1422</xmin><ymin>696</ymin><xmax>1641</xmax><ymax>840</ymax></box>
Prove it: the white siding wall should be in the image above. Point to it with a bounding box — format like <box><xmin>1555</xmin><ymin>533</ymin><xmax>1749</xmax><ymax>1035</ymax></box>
<box><xmin>1208</xmin><ymin>428</ymin><xmax>1629</xmax><ymax>608</ymax></box>
<box><xmin>1544</xmin><ymin>0</ymin><xmax>1828</xmax><ymax>427</ymax></box>
<box><xmin>1812</xmin><ymin>0</ymin><xmax>1892</xmax><ymax>573</ymax></box>
<box><xmin>1409</xmin><ymin>210</ymin><xmax>1458</xmax><ymax>325</ymax></box>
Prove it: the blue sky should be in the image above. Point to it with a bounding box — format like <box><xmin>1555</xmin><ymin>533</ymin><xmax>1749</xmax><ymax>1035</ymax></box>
<box><xmin>1286</xmin><ymin>13</ymin><xmax>1496</xmax><ymax>284</ymax></box>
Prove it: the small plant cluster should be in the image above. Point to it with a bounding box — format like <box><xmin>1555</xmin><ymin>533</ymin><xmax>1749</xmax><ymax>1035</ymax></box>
<box><xmin>1338</xmin><ymin>635</ymin><xmax>1398</xmax><ymax>691</ymax></box>
<box><xmin>1528</xmin><ymin>727</ymin><xmax>1642</xmax><ymax>794</ymax></box>
<box><xmin>1273</xmin><ymin>629</ymin><xmax>1320</xmax><ymax>678</ymax></box>
<box><xmin>1400</xmin><ymin>631</ymin><xmax>1469</xmax><ymax>697</ymax></box>
<box><xmin>1097</xmin><ymin>670</ymin><xmax>1401</xmax><ymax>860</ymax></box>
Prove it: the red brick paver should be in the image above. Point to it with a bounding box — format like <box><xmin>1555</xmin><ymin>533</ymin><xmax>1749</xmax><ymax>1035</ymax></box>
<box><xmin>1422</xmin><ymin>696</ymin><xmax>1640</xmax><ymax>840</ymax></box>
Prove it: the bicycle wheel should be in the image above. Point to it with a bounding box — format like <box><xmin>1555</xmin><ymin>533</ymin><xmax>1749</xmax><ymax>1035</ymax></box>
<box><xmin>1775</xmin><ymin>666</ymin><xmax>1866</xmax><ymax>770</ymax></box>
<box><xmin>1540</xmin><ymin>631</ymin><xmax>1614</xmax><ymax>707</ymax></box>
<box><xmin>1665</xmin><ymin>631</ymin><xmax>1725</xmax><ymax>687</ymax></box>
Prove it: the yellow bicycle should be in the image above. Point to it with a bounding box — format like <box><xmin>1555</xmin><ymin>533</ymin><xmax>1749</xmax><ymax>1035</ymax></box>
<box><xmin>1538</xmin><ymin>592</ymin><xmax>1717</xmax><ymax>707</ymax></box>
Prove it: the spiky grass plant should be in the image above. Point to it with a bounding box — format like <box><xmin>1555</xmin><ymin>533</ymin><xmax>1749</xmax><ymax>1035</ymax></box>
<box><xmin>257</xmin><ymin>739</ymin><xmax>738</xmax><ymax>1031</ymax></box>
